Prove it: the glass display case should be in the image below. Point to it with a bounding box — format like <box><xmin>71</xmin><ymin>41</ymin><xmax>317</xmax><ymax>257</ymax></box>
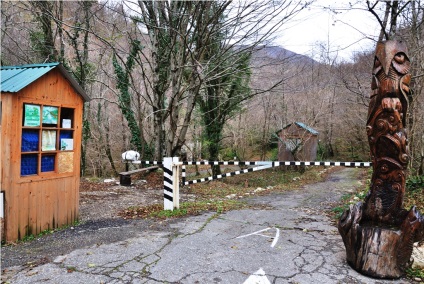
<box><xmin>21</xmin><ymin>104</ymin><xmax>74</xmax><ymax>176</ymax></box>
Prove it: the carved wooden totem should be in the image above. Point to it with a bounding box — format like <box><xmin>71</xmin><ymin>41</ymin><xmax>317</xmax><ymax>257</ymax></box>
<box><xmin>338</xmin><ymin>40</ymin><xmax>424</xmax><ymax>278</ymax></box>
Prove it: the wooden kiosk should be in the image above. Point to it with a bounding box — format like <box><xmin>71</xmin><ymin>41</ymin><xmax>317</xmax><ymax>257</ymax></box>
<box><xmin>1</xmin><ymin>63</ymin><xmax>89</xmax><ymax>242</ymax></box>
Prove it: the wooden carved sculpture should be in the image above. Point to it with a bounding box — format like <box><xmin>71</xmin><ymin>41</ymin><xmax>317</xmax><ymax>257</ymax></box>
<box><xmin>338</xmin><ymin>40</ymin><xmax>424</xmax><ymax>278</ymax></box>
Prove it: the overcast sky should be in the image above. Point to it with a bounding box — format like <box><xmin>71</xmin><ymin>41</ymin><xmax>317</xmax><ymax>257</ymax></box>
<box><xmin>274</xmin><ymin>0</ymin><xmax>381</xmax><ymax>62</ymax></box>
<box><xmin>122</xmin><ymin>0</ymin><xmax>381</xmax><ymax>63</ymax></box>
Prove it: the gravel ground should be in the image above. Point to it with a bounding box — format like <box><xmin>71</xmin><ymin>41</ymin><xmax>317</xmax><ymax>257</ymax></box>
<box><xmin>1</xmin><ymin>171</ymin><xmax>175</xmax><ymax>271</ymax></box>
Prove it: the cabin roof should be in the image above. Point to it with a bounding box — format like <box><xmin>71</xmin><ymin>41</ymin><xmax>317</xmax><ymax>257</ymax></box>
<box><xmin>279</xmin><ymin>122</ymin><xmax>319</xmax><ymax>135</ymax></box>
<box><xmin>1</xmin><ymin>63</ymin><xmax>90</xmax><ymax>101</ymax></box>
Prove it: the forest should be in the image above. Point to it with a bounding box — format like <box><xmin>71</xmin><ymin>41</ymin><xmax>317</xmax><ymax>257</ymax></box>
<box><xmin>1</xmin><ymin>0</ymin><xmax>423</xmax><ymax>177</ymax></box>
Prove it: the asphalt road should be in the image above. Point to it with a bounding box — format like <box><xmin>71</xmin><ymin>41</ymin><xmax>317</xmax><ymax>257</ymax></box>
<box><xmin>1</xmin><ymin>168</ymin><xmax>413</xmax><ymax>283</ymax></box>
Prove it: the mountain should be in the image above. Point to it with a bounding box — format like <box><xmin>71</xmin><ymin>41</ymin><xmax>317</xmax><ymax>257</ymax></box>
<box><xmin>251</xmin><ymin>45</ymin><xmax>318</xmax><ymax>65</ymax></box>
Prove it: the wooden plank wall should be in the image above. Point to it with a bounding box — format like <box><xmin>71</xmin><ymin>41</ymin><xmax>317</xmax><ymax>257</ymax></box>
<box><xmin>1</xmin><ymin>93</ymin><xmax>16</xmax><ymax>242</ymax></box>
<box><xmin>2</xmin><ymin>69</ymin><xmax>83</xmax><ymax>241</ymax></box>
<box><xmin>277</xmin><ymin>124</ymin><xmax>318</xmax><ymax>162</ymax></box>
<box><xmin>15</xmin><ymin>178</ymin><xmax>78</xmax><ymax>238</ymax></box>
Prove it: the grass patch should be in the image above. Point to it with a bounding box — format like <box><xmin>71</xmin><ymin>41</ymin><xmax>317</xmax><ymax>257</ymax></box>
<box><xmin>406</xmin><ymin>267</ymin><xmax>424</xmax><ymax>280</ymax></box>
<box><xmin>66</xmin><ymin>266</ymin><xmax>77</xmax><ymax>273</ymax></box>
<box><xmin>119</xmin><ymin>166</ymin><xmax>332</xmax><ymax>220</ymax></box>
<box><xmin>330</xmin><ymin>191</ymin><xmax>368</xmax><ymax>220</ymax></box>
<box><xmin>328</xmin><ymin>169</ymin><xmax>370</xmax><ymax>220</ymax></box>
<box><xmin>3</xmin><ymin>220</ymin><xmax>81</xmax><ymax>245</ymax></box>
<box><xmin>119</xmin><ymin>199</ymin><xmax>248</xmax><ymax>219</ymax></box>
<box><xmin>20</xmin><ymin>228</ymin><xmax>58</xmax><ymax>242</ymax></box>
<box><xmin>404</xmin><ymin>175</ymin><xmax>424</xmax><ymax>212</ymax></box>
<box><xmin>331</xmin><ymin>206</ymin><xmax>348</xmax><ymax>219</ymax></box>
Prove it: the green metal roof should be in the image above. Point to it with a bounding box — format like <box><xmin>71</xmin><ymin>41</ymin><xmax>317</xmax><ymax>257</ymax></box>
<box><xmin>293</xmin><ymin>122</ymin><xmax>319</xmax><ymax>135</ymax></box>
<box><xmin>280</xmin><ymin>122</ymin><xmax>319</xmax><ymax>135</ymax></box>
<box><xmin>1</xmin><ymin>63</ymin><xmax>89</xmax><ymax>101</ymax></box>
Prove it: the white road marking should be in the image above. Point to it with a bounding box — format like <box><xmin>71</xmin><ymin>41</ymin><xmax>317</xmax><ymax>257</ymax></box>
<box><xmin>236</xmin><ymin>228</ymin><xmax>271</xmax><ymax>239</ymax></box>
<box><xmin>243</xmin><ymin>268</ymin><xmax>271</xmax><ymax>284</ymax></box>
<box><xmin>237</xmin><ymin>227</ymin><xmax>280</xmax><ymax>248</ymax></box>
<box><xmin>270</xmin><ymin>228</ymin><xmax>280</xmax><ymax>248</ymax></box>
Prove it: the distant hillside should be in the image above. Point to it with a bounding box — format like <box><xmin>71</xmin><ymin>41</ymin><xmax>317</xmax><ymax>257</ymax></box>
<box><xmin>251</xmin><ymin>45</ymin><xmax>318</xmax><ymax>65</ymax></box>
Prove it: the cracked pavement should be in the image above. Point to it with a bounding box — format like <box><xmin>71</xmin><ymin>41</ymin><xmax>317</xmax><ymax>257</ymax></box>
<box><xmin>2</xmin><ymin>168</ymin><xmax>413</xmax><ymax>283</ymax></box>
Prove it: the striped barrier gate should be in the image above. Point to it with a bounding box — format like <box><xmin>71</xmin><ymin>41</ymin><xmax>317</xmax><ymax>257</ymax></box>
<box><xmin>130</xmin><ymin>160</ymin><xmax>163</xmax><ymax>166</ymax></box>
<box><xmin>181</xmin><ymin>160</ymin><xmax>372</xmax><ymax>185</ymax></box>
<box><xmin>156</xmin><ymin>158</ymin><xmax>372</xmax><ymax>211</ymax></box>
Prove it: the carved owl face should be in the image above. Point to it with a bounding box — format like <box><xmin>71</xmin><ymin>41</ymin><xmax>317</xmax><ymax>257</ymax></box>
<box><xmin>373</xmin><ymin>40</ymin><xmax>410</xmax><ymax>76</ymax></box>
<box><xmin>369</xmin><ymin>40</ymin><xmax>411</xmax><ymax>126</ymax></box>
<box><xmin>371</xmin><ymin>40</ymin><xmax>411</xmax><ymax>96</ymax></box>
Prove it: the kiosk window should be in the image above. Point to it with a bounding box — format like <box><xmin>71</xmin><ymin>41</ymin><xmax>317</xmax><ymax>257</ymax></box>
<box><xmin>21</xmin><ymin>104</ymin><xmax>75</xmax><ymax>176</ymax></box>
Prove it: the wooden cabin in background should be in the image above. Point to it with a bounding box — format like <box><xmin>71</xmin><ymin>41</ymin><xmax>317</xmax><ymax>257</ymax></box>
<box><xmin>1</xmin><ymin>63</ymin><xmax>89</xmax><ymax>242</ymax></box>
<box><xmin>277</xmin><ymin>122</ymin><xmax>319</xmax><ymax>162</ymax></box>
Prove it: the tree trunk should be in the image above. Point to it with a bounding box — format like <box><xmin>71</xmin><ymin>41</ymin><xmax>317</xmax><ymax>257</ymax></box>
<box><xmin>208</xmin><ymin>134</ymin><xmax>222</xmax><ymax>176</ymax></box>
<box><xmin>58</xmin><ymin>0</ymin><xmax>64</xmax><ymax>61</ymax></box>
<box><xmin>81</xmin><ymin>103</ymin><xmax>90</xmax><ymax>176</ymax></box>
<box><xmin>419</xmin><ymin>134</ymin><xmax>424</xmax><ymax>175</ymax></box>
<box><xmin>104</xmin><ymin>118</ymin><xmax>118</xmax><ymax>176</ymax></box>
<box><xmin>153</xmin><ymin>108</ymin><xmax>164</xmax><ymax>161</ymax></box>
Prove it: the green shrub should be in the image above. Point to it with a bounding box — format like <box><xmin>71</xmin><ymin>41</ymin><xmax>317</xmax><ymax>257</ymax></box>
<box><xmin>407</xmin><ymin>175</ymin><xmax>424</xmax><ymax>192</ymax></box>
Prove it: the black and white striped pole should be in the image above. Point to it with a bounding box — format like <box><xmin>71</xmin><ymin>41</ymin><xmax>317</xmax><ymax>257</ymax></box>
<box><xmin>163</xmin><ymin>157</ymin><xmax>180</xmax><ymax>210</ymax></box>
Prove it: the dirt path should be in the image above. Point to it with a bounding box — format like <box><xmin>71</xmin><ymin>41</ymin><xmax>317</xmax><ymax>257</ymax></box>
<box><xmin>79</xmin><ymin>172</ymin><xmax>164</xmax><ymax>222</ymax></box>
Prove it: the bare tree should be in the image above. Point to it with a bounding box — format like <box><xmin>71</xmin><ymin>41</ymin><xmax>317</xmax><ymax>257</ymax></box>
<box><xmin>403</xmin><ymin>0</ymin><xmax>424</xmax><ymax>174</ymax></box>
<box><xmin>112</xmin><ymin>0</ymin><xmax>312</xmax><ymax>162</ymax></box>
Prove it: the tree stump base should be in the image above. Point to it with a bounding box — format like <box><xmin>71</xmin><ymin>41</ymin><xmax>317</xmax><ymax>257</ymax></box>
<box><xmin>343</xmin><ymin>223</ymin><xmax>408</xmax><ymax>278</ymax></box>
<box><xmin>338</xmin><ymin>202</ymin><xmax>423</xmax><ymax>279</ymax></box>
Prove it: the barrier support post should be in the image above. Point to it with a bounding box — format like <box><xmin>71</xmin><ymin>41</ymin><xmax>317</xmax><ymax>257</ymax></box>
<box><xmin>163</xmin><ymin>157</ymin><xmax>173</xmax><ymax>210</ymax></box>
<box><xmin>163</xmin><ymin>157</ymin><xmax>180</xmax><ymax>210</ymax></box>
<box><xmin>172</xmin><ymin>157</ymin><xmax>180</xmax><ymax>209</ymax></box>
